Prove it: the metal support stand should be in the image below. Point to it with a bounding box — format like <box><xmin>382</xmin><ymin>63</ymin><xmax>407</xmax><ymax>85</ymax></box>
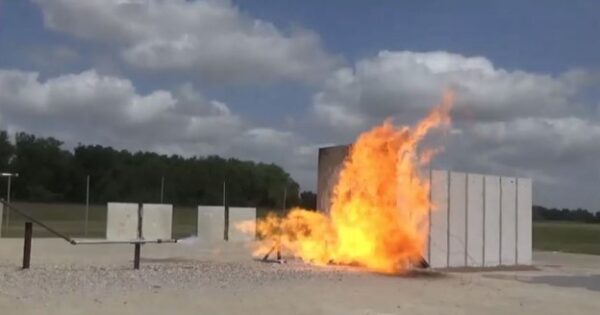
<box><xmin>133</xmin><ymin>203</ymin><xmax>143</xmax><ymax>270</ymax></box>
<box><xmin>22</xmin><ymin>222</ymin><xmax>32</xmax><ymax>269</ymax></box>
<box><xmin>133</xmin><ymin>243</ymin><xmax>141</xmax><ymax>270</ymax></box>
<box><xmin>261</xmin><ymin>244</ymin><xmax>282</xmax><ymax>262</ymax></box>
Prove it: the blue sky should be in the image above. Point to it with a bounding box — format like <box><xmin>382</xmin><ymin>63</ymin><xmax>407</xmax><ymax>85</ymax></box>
<box><xmin>0</xmin><ymin>0</ymin><xmax>599</xmax><ymax>209</ymax></box>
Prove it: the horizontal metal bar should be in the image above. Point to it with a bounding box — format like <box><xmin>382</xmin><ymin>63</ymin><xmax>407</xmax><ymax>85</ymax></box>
<box><xmin>0</xmin><ymin>199</ymin><xmax>76</xmax><ymax>244</ymax></box>
<box><xmin>72</xmin><ymin>238</ymin><xmax>178</xmax><ymax>245</ymax></box>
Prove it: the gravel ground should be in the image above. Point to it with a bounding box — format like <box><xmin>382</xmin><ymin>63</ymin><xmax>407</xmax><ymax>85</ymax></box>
<box><xmin>1</xmin><ymin>239</ymin><xmax>600</xmax><ymax>315</ymax></box>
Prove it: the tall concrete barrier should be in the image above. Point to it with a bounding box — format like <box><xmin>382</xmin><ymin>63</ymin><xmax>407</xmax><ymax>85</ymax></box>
<box><xmin>197</xmin><ymin>206</ymin><xmax>225</xmax><ymax>243</ymax></box>
<box><xmin>106</xmin><ymin>202</ymin><xmax>139</xmax><ymax>240</ymax></box>
<box><xmin>229</xmin><ymin>207</ymin><xmax>256</xmax><ymax>242</ymax></box>
<box><xmin>466</xmin><ymin>174</ymin><xmax>484</xmax><ymax>267</ymax></box>
<box><xmin>142</xmin><ymin>204</ymin><xmax>173</xmax><ymax>240</ymax></box>
<box><xmin>517</xmin><ymin>178</ymin><xmax>533</xmax><ymax>265</ymax></box>
<box><xmin>429</xmin><ymin>170</ymin><xmax>448</xmax><ymax>268</ymax></box>
<box><xmin>317</xmin><ymin>144</ymin><xmax>533</xmax><ymax>269</ymax></box>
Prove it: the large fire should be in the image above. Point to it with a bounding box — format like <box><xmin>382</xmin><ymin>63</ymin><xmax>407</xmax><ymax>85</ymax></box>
<box><xmin>238</xmin><ymin>91</ymin><xmax>453</xmax><ymax>274</ymax></box>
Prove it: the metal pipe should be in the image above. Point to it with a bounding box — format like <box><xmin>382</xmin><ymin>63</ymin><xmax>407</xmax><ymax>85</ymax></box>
<box><xmin>0</xmin><ymin>200</ymin><xmax>75</xmax><ymax>244</ymax></box>
<box><xmin>22</xmin><ymin>222</ymin><xmax>32</xmax><ymax>269</ymax></box>
<box><xmin>72</xmin><ymin>238</ymin><xmax>178</xmax><ymax>245</ymax></box>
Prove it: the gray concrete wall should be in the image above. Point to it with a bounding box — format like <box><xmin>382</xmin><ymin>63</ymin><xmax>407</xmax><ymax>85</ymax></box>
<box><xmin>196</xmin><ymin>206</ymin><xmax>256</xmax><ymax>243</ymax></box>
<box><xmin>317</xmin><ymin>145</ymin><xmax>349</xmax><ymax>213</ymax></box>
<box><xmin>429</xmin><ymin>170</ymin><xmax>449</xmax><ymax>268</ymax></box>
<box><xmin>197</xmin><ymin>206</ymin><xmax>225</xmax><ymax>243</ymax></box>
<box><xmin>229</xmin><ymin>207</ymin><xmax>256</xmax><ymax>242</ymax></box>
<box><xmin>106</xmin><ymin>202</ymin><xmax>139</xmax><ymax>240</ymax></box>
<box><xmin>466</xmin><ymin>174</ymin><xmax>484</xmax><ymax>267</ymax></box>
<box><xmin>517</xmin><ymin>178</ymin><xmax>533</xmax><ymax>265</ymax></box>
<box><xmin>483</xmin><ymin>176</ymin><xmax>501</xmax><ymax>267</ymax></box>
<box><xmin>500</xmin><ymin>177</ymin><xmax>517</xmax><ymax>265</ymax></box>
<box><xmin>317</xmin><ymin>144</ymin><xmax>533</xmax><ymax>268</ymax></box>
<box><xmin>449</xmin><ymin>172</ymin><xmax>467</xmax><ymax>267</ymax></box>
<box><xmin>142</xmin><ymin>204</ymin><xmax>173</xmax><ymax>240</ymax></box>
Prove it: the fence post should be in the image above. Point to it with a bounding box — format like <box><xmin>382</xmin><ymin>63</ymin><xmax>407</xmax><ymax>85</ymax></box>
<box><xmin>22</xmin><ymin>221</ymin><xmax>32</xmax><ymax>269</ymax></box>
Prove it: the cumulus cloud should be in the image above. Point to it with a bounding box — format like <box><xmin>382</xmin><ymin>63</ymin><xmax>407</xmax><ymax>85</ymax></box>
<box><xmin>312</xmin><ymin>51</ymin><xmax>600</xmax><ymax>209</ymax></box>
<box><xmin>0</xmin><ymin>68</ymin><xmax>314</xmax><ymax>187</ymax></box>
<box><xmin>0</xmin><ymin>69</ymin><xmax>242</xmax><ymax>151</ymax></box>
<box><xmin>34</xmin><ymin>0</ymin><xmax>338</xmax><ymax>84</ymax></box>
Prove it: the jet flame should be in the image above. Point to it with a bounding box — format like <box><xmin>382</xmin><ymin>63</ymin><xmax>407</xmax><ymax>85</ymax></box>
<box><xmin>238</xmin><ymin>91</ymin><xmax>453</xmax><ymax>273</ymax></box>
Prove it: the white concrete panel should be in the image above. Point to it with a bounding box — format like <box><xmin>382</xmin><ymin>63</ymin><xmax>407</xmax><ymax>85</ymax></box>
<box><xmin>142</xmin><ymin>204</ymin><xmax>173</xmax><ymax>240</ymax></box>
<box><xmin>517</xmin><ymin>178</ymin><xmax>533</xmax><ymax>265</ymax></box>
<box><xmin>229</xmin><ymin>207</ymin><xmax>256</xmax><ymax>242</ymax></box>
<box><xmin>429</xmin><ymin>170</ymin><xmax>448</xmax><ymax>268</ymax></box>
<box><xmin>466</xmin><ymin>174</ymin><xmax>484</xmax><ymax>267</ymax></box>
<box><xmin>106</xmin><ymin>202</ymin><xmax>139</xmax><ymax>240</ymax></box>
<box><xmin>484</xmin><ymin>176</ymin><xmax>500</xmax><ymax>267</ymax></box>
<box><xmin>448</xmin><ymin>172</ymin><xmax>467</xmax><ymax>267</ymax></box>
<box><xmin>197</xmin><ymin>206</ymin><xmax>224</xmax><ymax>243</ymax></box>
<box><xmin>500</xmin><ymin>177</ymin><xmax>517</xmax><ymax>265</ymax></box>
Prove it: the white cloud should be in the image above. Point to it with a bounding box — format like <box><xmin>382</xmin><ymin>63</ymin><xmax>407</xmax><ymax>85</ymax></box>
<box><xmin>0</xmin><ymin>68</ymin><xmax>315</xmax><ymax>189</ymax></box>
<box><xmin>34</xmin><ymin>0</ymin><xmax>338</xmax><ymax>84</ymax></box>
<box><xmin>0</xmin><ymin>69</ymin><xmax>241</xmax><ymax>151</ymax></box>
<box><xmin>312</xmin><ymin>50</ymin><xmax>600</xmax><ymax>209</ymax></box>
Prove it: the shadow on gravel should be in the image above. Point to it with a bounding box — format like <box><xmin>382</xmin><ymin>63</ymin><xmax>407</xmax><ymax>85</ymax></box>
<box><xmin>521</xmin><ymin>274</ymin><xmax>600</xmax><ymax>292</ymax></box>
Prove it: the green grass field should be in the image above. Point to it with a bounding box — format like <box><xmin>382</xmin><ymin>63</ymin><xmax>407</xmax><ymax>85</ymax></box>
<box><xmin>533</xmin><ymin>221</ymin><xmax>600</xmax><ymax>255</ymax></box>
<box><xmin>2</xmin><ymin>203</ymin><xmax>600</xmax><ymax>255</ymax></box>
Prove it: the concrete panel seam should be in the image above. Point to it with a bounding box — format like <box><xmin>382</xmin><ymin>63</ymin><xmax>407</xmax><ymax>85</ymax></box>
<box><xmin>515</xmin><ymin>178</ymin><xmax>519</xmax><ymax>263</ymax></box>
<box><xmin>499</xmin><ymin>177</ymin><xmax>503</xmax><ymax>265</ymax></box>
<box><xmin>482</xmin><ymin>177</ymin><xmax>486</xmax><ymax>267</ymax></box>
<box><xmin>446</xmin><ymin>170</ymin><xmax>451</xmax><ymax>268</ymax></box>
<box><xmin>428</xmin><ymin>168</ymin><xmax>432</xmax><ymax>263</ymax></box>
<box><xmin>464</xmin><ymin>173</ymin><xmax>469</xmax><ymax>266</ymax></box>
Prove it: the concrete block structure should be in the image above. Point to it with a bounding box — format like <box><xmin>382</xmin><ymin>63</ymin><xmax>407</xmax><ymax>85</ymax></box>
<box><xmin>107</xmin><ymin>203</ymin><xmax>174</xmax><ymax>240</ymax></box>
<box><xmin>142</xmin><ymin>204</ymin><xmax>173</xmax><ymax>240</ymax></box>
<box><xmin>197</xmin><ymin>206</ymin><xmax>256</xmax><ymax>243</ymax></box>
<box><xmin>106</xmin><ymin>202</ymin><xmax>139</xmax><ymax>240</ymax></box>
<box><xmin>197</xmin><ymin>206</ymin><xmax>225</xmax><ymax>243</ymax></box>
<box><xmin>317</xmin><ymin>145</ymin><xmax>349</xmax><ymax>214</ymax></box>
<box><xmin>317</xmin><ymin>145</ymin><xmax>533</xmax><ymax>268</ymax></box>
<box><xmin>229</xmin><ymin>207</ymin><xmax>256</xmax><ymax>242</ymax></box>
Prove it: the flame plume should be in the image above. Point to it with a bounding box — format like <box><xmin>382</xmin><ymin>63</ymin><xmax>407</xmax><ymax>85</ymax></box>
<box><xmin>238</xmin><ymin>91</ymin><xmax>453</xmax><ymax>273</ymax></box>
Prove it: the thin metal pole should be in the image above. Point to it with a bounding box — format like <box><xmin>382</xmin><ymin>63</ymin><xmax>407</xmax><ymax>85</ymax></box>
<box><xmin>160</xmin><ymin>176</ymin><xmax>164</xmax><ymax>203</ymax></box>
<box><xmin>85</xmin><ymin>175</ymin><xmax>90</xmax><ymax>237</ymax></box>
<box><xmin>6</xmin><ymin>176</ymin><xmax>11</xmax><ymax>228</ymax></box>
<box><xmin>22</xmin><ymin>221</ymin><xmax>32</xmax><ymax>269</ymax></box>
<box><xmin>7</xmin><ymin>176</ymin><xmax>11</xmax><ymax>203</ymax></box>
<box><xmin>282</xmin><ymin>186</ymin><xmax>287</xmax><ymax>213</ymax></box>
<box><xmin>223</xmin><ymin>181</ymin><xmax>229</xmax><ymax>241</ymax></box>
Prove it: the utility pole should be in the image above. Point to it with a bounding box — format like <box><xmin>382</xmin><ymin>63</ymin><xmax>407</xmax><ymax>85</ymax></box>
<box><xmin>85</xmin><ymin>175</ymin><xmax>90</xmax><ymax>237</ymax></box>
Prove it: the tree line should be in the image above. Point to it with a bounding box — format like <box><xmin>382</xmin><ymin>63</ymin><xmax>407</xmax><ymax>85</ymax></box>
<box><xmin>533</xmin><ymin>205</ymin><xmax>600</xmax><ymax>223</ymax></box>
<box><xmin>0</xmin><ymin>130</ymin><xmax>317</xmax><ymax>209</ymax></box>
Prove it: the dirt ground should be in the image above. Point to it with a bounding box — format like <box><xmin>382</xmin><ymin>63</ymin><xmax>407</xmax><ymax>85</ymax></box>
<box><xmin>0</xmin><ymin>238</ymin><xmax>599</xmax><ymax>315</ymax></box>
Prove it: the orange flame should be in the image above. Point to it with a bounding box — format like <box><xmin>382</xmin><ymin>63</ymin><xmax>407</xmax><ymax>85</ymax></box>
<box><xmin>238</xmin><ymin>91</ymin><xmax>453</xmax><ymax>274</ymax></box>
